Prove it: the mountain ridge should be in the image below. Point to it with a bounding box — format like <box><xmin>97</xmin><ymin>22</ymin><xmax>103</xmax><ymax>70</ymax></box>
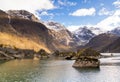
<box><xmin>0</xmin><ymin>10</ymin><xmax>78</xmax><ymax>53</ymax></box>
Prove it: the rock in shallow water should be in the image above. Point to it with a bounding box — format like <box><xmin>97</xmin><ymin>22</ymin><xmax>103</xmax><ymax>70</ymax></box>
<box><xmin>73</xmin><ymin>48</ymin><xmax>100</xmax><ymax>68</ymax></box>
<box><xmin>72</xmin><ymin>57</ymin><xmax>100</xmax><ymax>68</ymax></box>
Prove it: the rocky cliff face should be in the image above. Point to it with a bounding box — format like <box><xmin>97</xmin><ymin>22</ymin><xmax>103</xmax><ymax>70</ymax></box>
<box><xmin>7</xmin><ymin>10</ymin><xmax>39</xmax><ymax>22</ymax></box>
<box><xmin>0</xmin><ymin>10</ymin><xmax>51</xmax><ymax>52</ymax></box>
<box><xmin>73</xmin><ymin>26</ymin><xmax>105</xmax><ymax>46</ymax></box>
<box><xmin>82</xmin><ymin>33</ymin><xmax>119</xmax><ymax>52</ymax></box>
<box><xmin>44</xmin><ymin>21</ymin><xmax>78</xmax><ymax>51</ymax></box>
<box><xmin>0</xmin><ymin>10</ymin><xmax>78</xmax><ymax>53</ymax></box>
<box><xmin>73</xmin><ymin>27</ymin><xmax>95</xmax><ymax>45</ymax></box>
<box><xmin>1</xmin><ymin>9</ymin><xmax>119</xmax><ymax>53</ymax></box>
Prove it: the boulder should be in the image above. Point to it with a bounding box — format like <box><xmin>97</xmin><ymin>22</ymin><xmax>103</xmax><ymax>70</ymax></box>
<box><xmin>73</xmin><ymin>48</ymin><xmax>100</xmax><ymax>68</ymax></box>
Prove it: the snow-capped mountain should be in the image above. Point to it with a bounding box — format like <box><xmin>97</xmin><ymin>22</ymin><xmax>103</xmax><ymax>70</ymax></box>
<box><xmin>44</xmin><ymin>21</ymin><xmax>78</xmax><ymax>48</ymax></box>
<box><xmin>110</xmin><ymin>27</ymin><xmax>120</xmax><ymax>36</ymax></box>
<box><xmin>72</xmin><ymin>26</ymin><xmax>106</xmax><ymax>45</ymax></box>
<box><xmin>44</xmin><ymin>21</ymin><xmax>66</xmax><ymax>31</ymax></box>
<box><xmin>73</xmin><ymin>26</ymin><xmax>96</xmax><ymax>45</ymax></box>
<box><xmin>88</xmin><ymin>27</ymin><xmax>104</xmax><ymax>35</ymax></box>
<box><xmin>6</xmin><ymin>10</ymin><xmax>40</xmax><ymax>22</ymax></box>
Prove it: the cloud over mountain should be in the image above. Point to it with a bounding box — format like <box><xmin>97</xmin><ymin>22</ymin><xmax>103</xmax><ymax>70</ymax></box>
<box><xmin>0</xmin><ymin>0</ymin><xmax>55</xmax><ymax>13</ymax></box>
<box><xmin>97</xmin><ymin>10</ymin><xmax>120</xmax><ymax>31</ymax></box>
<box><xmin>113</xmin><ymin>0</ymin><xmax>120</xmax><ymax>8</ymax></box>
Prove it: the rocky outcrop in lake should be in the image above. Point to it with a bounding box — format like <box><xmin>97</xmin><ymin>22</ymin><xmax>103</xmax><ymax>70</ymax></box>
<box><xmin>73</xmin><ymin>48</ymin><xmax>100</xmax><ymax>68</ymax></box>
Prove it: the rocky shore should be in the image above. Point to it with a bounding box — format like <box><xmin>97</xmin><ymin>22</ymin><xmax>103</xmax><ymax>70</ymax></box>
<box><xmin>0</xmin><ymin>45</ymin><xmax>49</xmax><ymax>60</ymax></box>
<box><xmin>73</xmin><ymin>57</ymin><xmax>100</xmax><ymax>67</ymax></box>
<box><xmin>73</xmin><ymin>48</ymin><xmax>101</xmax><ymax>68</ymax></box>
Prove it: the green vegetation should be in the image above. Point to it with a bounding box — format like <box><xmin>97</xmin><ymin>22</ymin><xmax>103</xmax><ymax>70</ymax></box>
<box><xmin>77</xmin><ymin>48</ymin><xmax>101</xmax><ymax>59</ymax></box>
<box><xmin>73</xmin><ymin>48</ymin><xmax>100</xmax><ymax>68</ymax></box>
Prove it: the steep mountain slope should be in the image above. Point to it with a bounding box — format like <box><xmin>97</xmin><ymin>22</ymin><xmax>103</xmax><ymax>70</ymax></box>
<box><xmin>0</xmin><ymin>10</ymin><xmax>78</xmax><ymax>53</ymax></box>
<box><xmin>101</xmin><ymin>37</ymin><xmax>120</xmax><ymax>52</ymax></box>
<box><xmin>110</xmin><ymin>27</ymin><xmax>120</xmax><ymax>36</ymax></box>
<box><xmin>0</xmin><ymin>10</ymin><xmax>51</xmax><ymax>52</ymax></box>
<box><xmin>73</xmin><ymin>27</ymin><xmax>95</xmax><ymax>45</ymax></box>
<box><xmin>7</xmin><ymin>10</ymin><xmax>39</xmax><ymax>22</ymax></box>
<box><xmin>44</xmin><ymin>21</ymin><xmax>77</xmax><ymax>51</ymax></box>
<box><xmin>44</xmin><ymin>21</ymin><xmax>66</xmax><ymax>31</ymax></box>
<box><xmin>83</xmin><ymin>33</ymin><xmax>119</xmax><ymax>52</ymax></box>
<box><xmin>88</xmin><ymin>27</ymin><xmax>104</xmax><ymax>35</ymax></box>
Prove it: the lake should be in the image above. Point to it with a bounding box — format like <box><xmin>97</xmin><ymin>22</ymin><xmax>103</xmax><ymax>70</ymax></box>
<box><xmin>0</xmin><ymin>53</ymin><xmax>120</xmax><ymax>82</ymax></box>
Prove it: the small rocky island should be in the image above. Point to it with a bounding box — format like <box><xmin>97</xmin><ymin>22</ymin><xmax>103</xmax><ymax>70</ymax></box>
<box><xmin>73</xmin><ymin>48</ymin><xmax>101</xmax><ymax>68</ymax></box>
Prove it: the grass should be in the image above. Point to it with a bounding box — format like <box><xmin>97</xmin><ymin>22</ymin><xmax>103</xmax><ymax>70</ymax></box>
<box><xmin>0</xmin><ymin>32</ymin><xmax>51</xmax><ymax>53</ymax></box>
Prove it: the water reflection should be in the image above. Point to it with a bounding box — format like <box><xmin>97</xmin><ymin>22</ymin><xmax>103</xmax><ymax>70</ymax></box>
<box><xmin>74</xmin><ymin>67</ymin><xmax>100</xmax><ymax>73</ymax></box>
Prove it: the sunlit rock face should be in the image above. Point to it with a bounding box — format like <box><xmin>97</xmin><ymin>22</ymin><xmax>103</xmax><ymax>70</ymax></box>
<box><xmin>0</xmin><ymin>10</ymin><xmax>79</xmax><ymax>53</ymax></box>
<box><xmin>0</xmin><ymin>10</ymin><xmax>52</xmax><ymax>52</ymax></box>
<box><xmin>44</xmin><ymin>21</ymin><xmax>78</xmax><ymax>51</ymax></box>
<box><xmin>7</xmin><ymin>10</ymin><xmax>39</xmax><ymax>22</ymax></box>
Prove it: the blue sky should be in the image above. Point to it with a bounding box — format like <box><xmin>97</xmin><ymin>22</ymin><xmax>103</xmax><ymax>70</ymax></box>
<box><xmin>39</xmin><ymin>0</ymin><xmax>113</xmax><ymax>25</ymax></box>
<box><xmin>0</xmin><ymin>0</ymin><xmax>120</xmax><ymax>31</ymax></box>
<box><xmin>37</xmin><ymin>0</ymin><xmax>120</xmax><ymax>31</ymax></box>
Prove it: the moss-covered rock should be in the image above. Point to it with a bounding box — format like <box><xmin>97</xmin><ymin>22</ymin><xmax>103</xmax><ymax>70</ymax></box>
<box><xmin>77</xmin><ymin>48</ymin><xmax>101</xmax><ymax>59</ymax></box>
<box><xmin>73</xmin><ymin>48</ymin><xmax>100</xmax><ymax>68</ymax></box>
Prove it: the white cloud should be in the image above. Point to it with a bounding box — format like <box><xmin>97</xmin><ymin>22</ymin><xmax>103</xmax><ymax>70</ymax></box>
<box><xmin>58</xmin><ymin>0</ymin><xmax>65</xmax><ymax>6</ymax></box>
<box><xmin>38</xmin><ymin>11</ymin><xmax>54</xmax><ymax>20</ymax></box>
<box><xmin>67</xmin><ymin>24</ymin><xmax>95</xmax><ymax>32</ymax></box>
<box><xmin>0</xmin><ymin>0</ymin><xmax>55</xmax><ymax>14</ymax></box>
<box><xmin>98</xmin><ymin>7</ymin><xmax>113</xmax><ymax>16</ymax></box>
<box><xmin>70</xmin><ymin>7</ymin><xmax>96</xmax><ymax>16</ymax></box>
<box><xmin>113</xmin><ymin>0</ymin><xmax>120</xmax><ymax>8</ymax></box>
<box><xmin>67</xmin><ymin>25</ymin><xmax>80</xmax><ymax>32</ymax></box>
<box><xmin>58</xmin><ymin>0</ymin><xmax>77</xmax><ymax>6</ymax></box>
<box><xmin>97</xmin><ymin>10</ymin><xmax>120</xmax><ymax>31</ymax></box>
<box><xmin>39</xmin><ymin>11</ymin><xmax>54</xmax><ymax>16</ymax></box>
<box><xmin>67</xmin><ymin>2</ymin><xmax>77</xmax><ymax>6</ymax></box>
<box><xmin>36</xmin><ymin>11</ymin><xmax>54</xmax><ymax>20</ymax></box>
<box><xmin>68</xmin><ymin>10</ymin><xmax>120</xmax><ymax>31</ymax></box>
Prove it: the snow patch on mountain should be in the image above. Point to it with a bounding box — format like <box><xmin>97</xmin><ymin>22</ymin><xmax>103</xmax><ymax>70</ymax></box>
<box><xmin>88</xmin><ymin>27</ymin><xmax>104</xmax><ymax>35</ymax></box>
<box><xmin>44</xmin><ymin>21</ymin><xmax>66</xmax><ymax>31</ymax></box>
<box><xmin>110</xmin><ymin>27</ymin><xmax>120</xmax><ymax>36</ymax></box>
<box><xmin>6</xmin><ymin>10</ymin><xmax>39</xmax><ymax>22</ymax></box>
<box><xmin>73</xmin><ymin>26</ymin><xmax>96</xmax><ymax>45</ymax></box>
